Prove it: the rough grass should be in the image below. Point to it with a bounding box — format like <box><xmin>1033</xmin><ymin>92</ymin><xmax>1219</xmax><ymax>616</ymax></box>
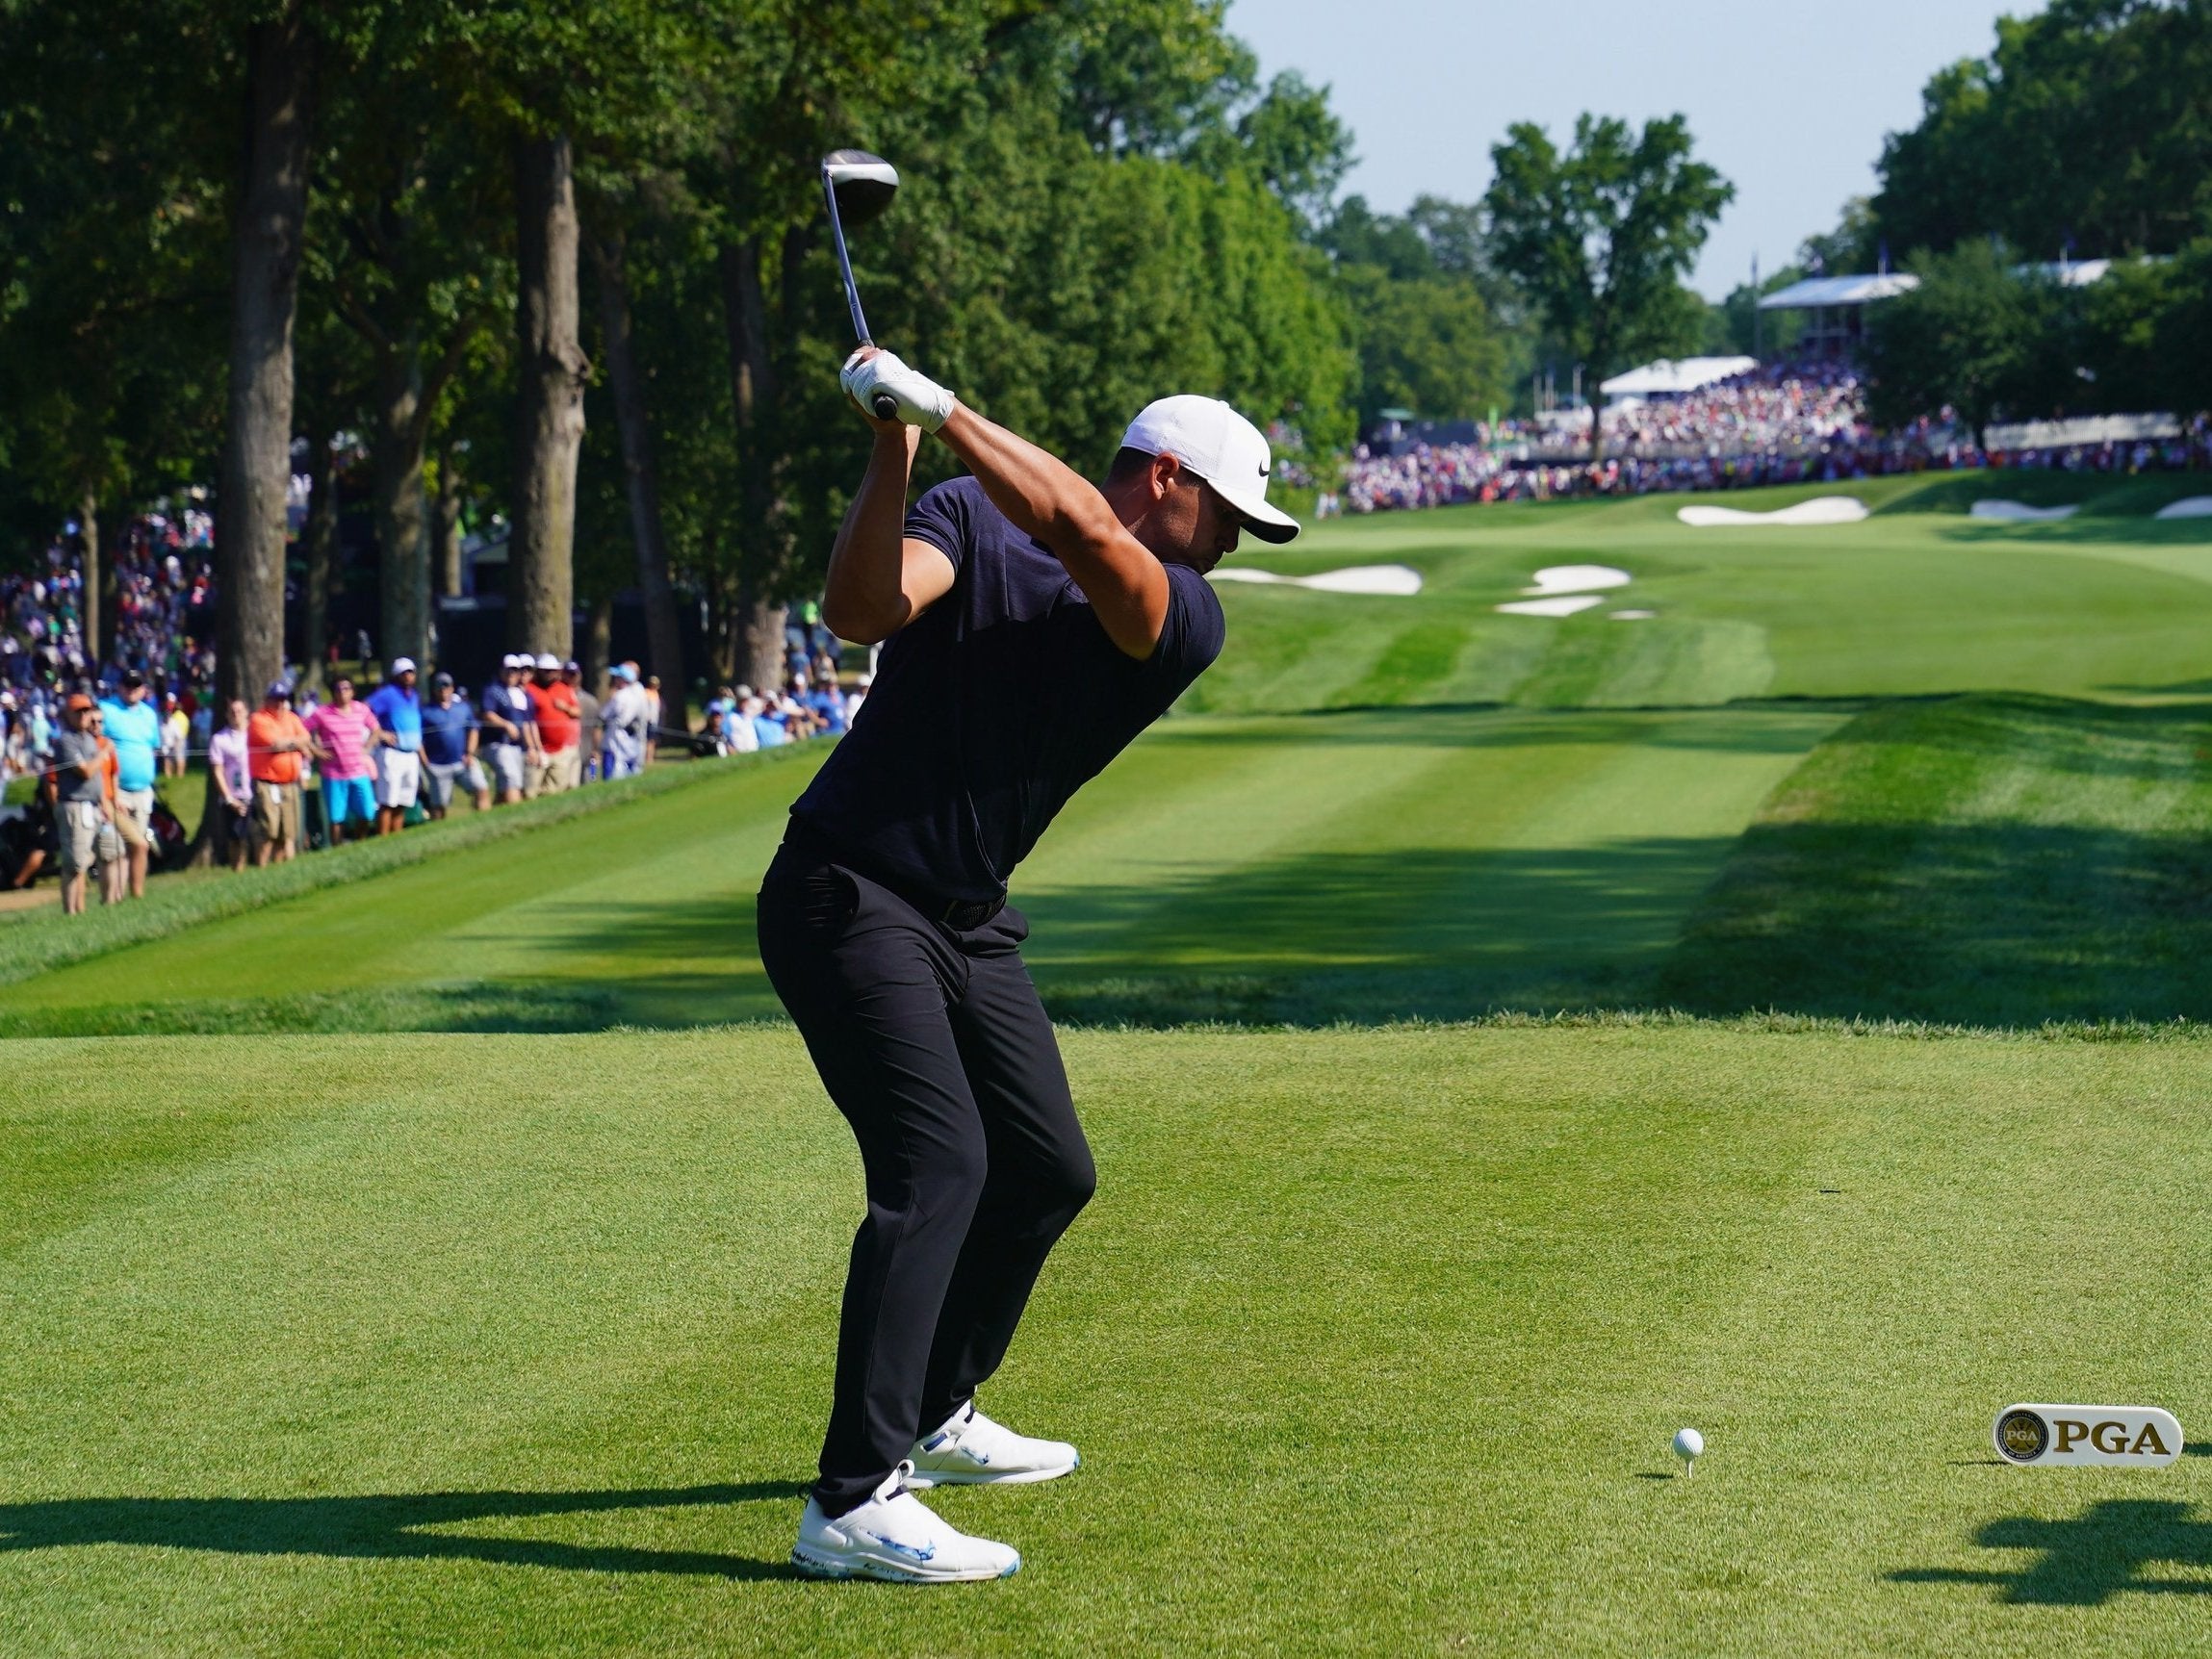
<box><xmin>7</xmin><ymin>1026</ymin><xmax>2212</xmax><ymax>1657</ymax></box>
<box><xmin>0</xmin><ymin>748</ymin><xmax>808</xmax><ymax>991</ymax></box>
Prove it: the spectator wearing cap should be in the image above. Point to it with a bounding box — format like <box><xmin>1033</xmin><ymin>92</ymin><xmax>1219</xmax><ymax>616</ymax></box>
<box><xmin>746</xmin><ymin>687</ymin><xmax>788</xmax><ymax>749</ymax></box>
<box><xmin>846</xmin><ymin>671</ymin><xmax>873</xmax><ymax>726</ymax></box>
<box><xmin>207</xmin><ymin>697</ymin><xmax>252</xmax><ymax>871</ymax></box>
<box><xmin>477</xmin><ymin>655</ymin><xmax>536</xmax><ymax>804</ymax></box>
<box><xmin>718</xmin><ymin>685</ymin><xmax>759</xmax><ymax>754</ymax></box>
<box><xmin>51</xmin><ymin>693</ymin><xmax>114</xmax><ymax>913</ymax></box>
<box><xmin>306</xmin><ymin>676</ymin><xmax>379</xmax><ymax>844</ymax></box>
<box><xmin>98</xmin><ymin>670</ymin><xmax>163</xmax><ymax>901</ymax></box>
<box><xmin>247</xmin><ymin>679</ymin><xmax>313</xmax><ymax>865</ymax></box>
<box><xmin>525</xmin><ymin>651</ymin><xmax>582</xmax><ymax>794</ymax></box>
<box><xmin>420</xmin><ymin>672</ymin><xmax>488</xmax><ymax>818</ymax></box>
<box><xmin>565</xmin><ymin>661</ymin><xmax>601</xmax><ymax>783</ymax></box>
<box><xmin>600</xmin><ymin>660</ymin><xmax>648</xmax><ymax>778</ymax></box>
<box><xmin>367</xmin><ymin>656</ymin><xmax>423</xmax><ymax>835</ymax></box>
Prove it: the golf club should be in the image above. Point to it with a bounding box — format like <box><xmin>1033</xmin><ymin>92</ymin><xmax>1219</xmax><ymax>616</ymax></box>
<box><xmin>819</xmin><ymin>149</ymin><xmax>901</xmax><ymax>420</ymax></box>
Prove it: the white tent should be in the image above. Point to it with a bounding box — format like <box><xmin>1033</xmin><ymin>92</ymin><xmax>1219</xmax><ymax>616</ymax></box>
<box><xmin>1598</xmin><ymin>356</ymin><xmax>1757</xmax><ymax>403</ymax></box>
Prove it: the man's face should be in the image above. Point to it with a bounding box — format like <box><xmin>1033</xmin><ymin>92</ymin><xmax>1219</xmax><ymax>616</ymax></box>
<box><xmin>228</xmin><ymin>700</ymin><xmax>248</xmax><ymax>727</ymax></box>
<box><xmin>435</xmin><ymin>683</ymin><xmax>452</xmax><ymax>705</ymax></box>
<box><xmin>334</xmin><ymin>678</ymin><xmax>354</xmax><ymax>704</ymax></box>
<box><xmin>1146</xmin><ymin>457</ymin><xmax>1243</xmax><ymax>573</ymax></box>
<box><xmin>124</xmin><ymin>682</ymin><xmax>145</xmax><ymax>703</ymax></box>
<box><xmin>399</xmin><ymin>670</ymin><xmax>417</xmax><ymax>692</ymax></box>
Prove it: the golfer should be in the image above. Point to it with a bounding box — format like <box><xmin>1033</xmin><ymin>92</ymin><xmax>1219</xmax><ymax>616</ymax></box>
<box><xmin>759</xmin><ymin>346</ymin><xmax>1297</xmax><ymax>1582</ymax></box>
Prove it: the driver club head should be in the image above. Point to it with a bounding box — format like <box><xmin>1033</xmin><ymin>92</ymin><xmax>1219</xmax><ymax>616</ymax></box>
<box><xmin>821</xmin><ymin>149</ymin><xmax>899</xmax><ymax>226</ymax></box>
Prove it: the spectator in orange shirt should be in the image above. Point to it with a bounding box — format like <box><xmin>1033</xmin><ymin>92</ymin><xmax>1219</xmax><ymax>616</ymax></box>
<box><xmin>245</xmin><ymin>678</ymin><xmax>317</xmax><ymax>866</ymax></box>
<box><xmin>524</xmin><ymin>651</ymin><xmax>582</xmax><ymax>795</ymax></box>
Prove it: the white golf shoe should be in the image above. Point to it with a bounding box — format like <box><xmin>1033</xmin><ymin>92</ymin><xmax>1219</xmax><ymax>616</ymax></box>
<box><xmin>905</xmin><ymin>1400</ymin><xmax>1081</xmax><ymax>1489</ymax></box>
<box><xmin>790</xmin><ymin>1461</ymin><xmax>1020</xmax><ymax>1583</ymax></box>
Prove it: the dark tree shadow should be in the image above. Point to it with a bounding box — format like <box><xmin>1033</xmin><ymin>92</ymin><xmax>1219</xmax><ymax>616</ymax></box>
<box><xmin>1891</xmin><ymin>1500</ymin><xmax>2212</xmax><ymax>1605</ymax></box>
<box><xmin>0</xmin><ymin>1482</ymin><xmax>811</xmax><ymax>1580</ymax></box>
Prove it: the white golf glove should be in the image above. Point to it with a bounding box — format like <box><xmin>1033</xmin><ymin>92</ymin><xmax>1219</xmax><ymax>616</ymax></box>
<box><xmin>841</xmin><ymin>347</ymin><xmax>956</xmax><ymax>432</ymax></box>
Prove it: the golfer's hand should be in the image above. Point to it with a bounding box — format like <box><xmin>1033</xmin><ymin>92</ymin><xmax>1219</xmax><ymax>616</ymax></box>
<box><xmin>842</xmin><ymin>346</ymin><xmax>955</xmax><ymax>433</ymax></box>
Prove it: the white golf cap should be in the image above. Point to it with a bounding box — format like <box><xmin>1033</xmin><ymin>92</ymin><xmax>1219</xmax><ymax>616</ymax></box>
<box><xmin>533</xmin><ymin>651</ymin><xmax>561</xmax><ymax>671</ymax></box>
<box><xmin>1120</xmin><ymin>396</ymin><xmax>1300</xmax><ymax>544</ymax></box>
<box><xmin>501</xmin><ymin>653</ymin><xmax>522</xmax><ymax>669</ymax></box>
<box><xmin>390</xmin><ymin>655</ymin><xmax>416</xmax><ymax>675</ymax></box>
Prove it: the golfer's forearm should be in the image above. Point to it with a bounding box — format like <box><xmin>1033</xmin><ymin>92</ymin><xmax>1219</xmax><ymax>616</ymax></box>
<box><xmin>822</xmin><ymin>427</ymin><xmax>921</xmax><ymax>642</ymax></box>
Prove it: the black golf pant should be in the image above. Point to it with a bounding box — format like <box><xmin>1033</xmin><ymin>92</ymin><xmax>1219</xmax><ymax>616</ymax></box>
<box><xmin>757</xmin><ymin>833</ymin><xmax>1096</xmax><ymax>1518</ymax></box>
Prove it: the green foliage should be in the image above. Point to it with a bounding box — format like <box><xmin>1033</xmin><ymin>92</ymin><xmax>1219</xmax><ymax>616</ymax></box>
<box><xmin>1873</xmin><ymin>0</ymin><xmax>2212</xmax><ymax>263</ymax></box>
<box><xmin>1860</xmin><ymin>240</ymin><xmax>2060</xmax><ymax>439</ymax></box>
<box><xmin>1483</xmin><ymin>114</ymin><xmax>1732</xmax><ymax>436</ymax></box>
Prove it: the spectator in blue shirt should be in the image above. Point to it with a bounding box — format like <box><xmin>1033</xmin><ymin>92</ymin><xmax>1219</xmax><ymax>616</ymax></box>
<box><xmin>418</xmin><ymin>672</ymin><xmax>487</xmax><ymax>818</ymax></box>
<box><xmin>97</xmin><ymin>670</ymin><xmax>162</xmax><ymax>899</ymax></box>
<box><xmin>747</xmin><ymin>691</ymin><xmax>788</xmax><ymax>749</ymax></box>
<box><xmin>365</xmin><ymin>658</ymin><xmax>424</xmax><ymax>836</ymax></box>
<box><xmin>802</xmin><ymin>675</ymin><xmax>848</xmax><ymax>736</ymax></box>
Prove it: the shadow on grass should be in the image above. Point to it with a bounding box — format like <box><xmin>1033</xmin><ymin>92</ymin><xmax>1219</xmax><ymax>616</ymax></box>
<box><xmin>0</xmin><ymin>1483</ymin><xmax>810</xmax><ymax>1580</ymax></box>
<box><xmin>1891</xmin><ymin>1501</ymin><xmax>2212</xmax><ymax>1605</ymax></box>
<box><xmin>1149</xmin><ymin>703</ymin><xmax>1845</xmax><ymax>753</ymax></box>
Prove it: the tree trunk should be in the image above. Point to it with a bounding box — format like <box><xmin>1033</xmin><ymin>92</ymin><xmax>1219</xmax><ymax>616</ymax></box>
<box><xmin>583</xmin><ymin>591</ymin><xmax>613</xmax><ymax>692</ymax></box>
<box><xmin>214</xmin><ymin>3</ymin><xmax>314</xmax><ymax>711</ymax></box>
<box><xmin>373</xmin><ymin>338</ymin><xmax>431</xmax><ymax>672</ymax></box>
<box><xmin>588</xmin><ymin>225</ymin><xmax>685</xmax><ymax>723</ymax></box>
<box><xmin>300</xmin><ymin>427</ymin><xmax>339</xmax><ymax>695</ymax></box>
<box><xmin>76</xmin><ymin>493</ymin><xmax>99</xmax><ymax>675</ymax></box>
<box><xmin>434</xmin><ymin>441</ymin><xmax>466</xmax><ymax>598</ymax></box>
<box><xmin>743</xmin><ymin>598</ymin><xmax>786</xmax><ymax>693</ymax></box>
<box><xmin>510</xmin><ymin>131</ymin><xmax>588</xmax><ymax>657</ymax></box>
<box><xmin>720</xmin><ymin>239</ymin><xmax>790</xmax><ymax>697</ymax></box>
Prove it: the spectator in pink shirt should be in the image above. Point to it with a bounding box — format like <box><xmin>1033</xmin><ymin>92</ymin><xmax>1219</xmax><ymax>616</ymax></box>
<box><xmin>306</xmin><ymin>676</ymin><xmax>380</xmax><ymax>844</ymax></box>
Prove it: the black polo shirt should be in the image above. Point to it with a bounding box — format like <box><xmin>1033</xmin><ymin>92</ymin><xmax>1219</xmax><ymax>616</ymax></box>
<box><xmin>790</xmin><ymin>475</ymin><xmax>1225</xmax><ymax>902</ymax></box>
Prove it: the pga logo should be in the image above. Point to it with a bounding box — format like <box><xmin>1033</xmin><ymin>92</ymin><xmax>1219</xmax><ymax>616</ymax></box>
<box><xmin>1993</xmin><ymin>1404</ymin><xmax>2183</xmax><ymax>1468</ymax></box>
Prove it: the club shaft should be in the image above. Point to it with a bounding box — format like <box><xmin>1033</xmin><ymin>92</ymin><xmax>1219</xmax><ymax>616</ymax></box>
<box><xmin>822</xmin><ymin>172</ymin><xmax>872</xmax><ymax>345</ymax></box>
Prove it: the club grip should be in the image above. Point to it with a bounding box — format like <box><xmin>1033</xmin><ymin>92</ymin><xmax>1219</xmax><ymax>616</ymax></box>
<box><xmin>871</xmin><ymin>392</ymin><xmax>898</xmax><ymax>421</ymax></box>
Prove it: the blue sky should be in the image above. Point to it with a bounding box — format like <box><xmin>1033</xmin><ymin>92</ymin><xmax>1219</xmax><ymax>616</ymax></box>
<box><xmin>1225</xmin><ymin>0</ymin><xmax>2045</xmax><ymax>298</ymax></box>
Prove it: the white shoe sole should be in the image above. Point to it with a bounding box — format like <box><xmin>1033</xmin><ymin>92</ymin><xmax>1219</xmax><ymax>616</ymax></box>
<box><xmin>790</xmin><ymin>1543</ymin><xmax>1020</xmax><ymax>1583</ymax></box>
<box><xmin>904</xmin><ymin>1455</ymin><xmax>1079</xmax><ymax>1490</ymax></box>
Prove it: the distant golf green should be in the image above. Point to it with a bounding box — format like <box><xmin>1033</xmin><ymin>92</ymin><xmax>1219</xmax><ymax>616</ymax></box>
<box><xmin>9</xmin><ymin>473</ymin><xmax>2212</xmax><ymax>1654</ymax></box>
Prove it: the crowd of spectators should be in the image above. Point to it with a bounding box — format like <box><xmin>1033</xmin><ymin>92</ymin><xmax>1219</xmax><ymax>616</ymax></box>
<box><xmin>1</xmin><ymin>623</ymin><xmax>867</xmax><ymax>908</ymax></box>
<box><xmin>1337</xmin><ymin>363</ymin><xmax>2212</xmax><ymax>515</ymax></box>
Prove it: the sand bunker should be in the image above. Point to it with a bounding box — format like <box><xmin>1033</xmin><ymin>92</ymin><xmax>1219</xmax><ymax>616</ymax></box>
<box><xmin>2154</xmin><ymin>496</ymin><xmax>2212</xmax><ymax>521</ymax></box>
<box><xmin>1211</xmin><ymin>563</ymin><xmax>1423</xmax><ymax>595</ymax></box>
<box><xmin>1677</xmin><ymin>497</ymin><xmax>1868</xmax><ymax>527</ymax></box>
<box><xmin>1968</xmin><ymin>499</ymin><xmax>2079</xmax><ymax>522</ymax></box>
<box><xmin>1523</xmin><ymin>565</ymin><xmax>1630</xmax><ymax>595</ymax></box>
<box><xmin>1495</xmin><ymin>594</ymin><xmax>1607</xmax><ymax>617</ymax></box>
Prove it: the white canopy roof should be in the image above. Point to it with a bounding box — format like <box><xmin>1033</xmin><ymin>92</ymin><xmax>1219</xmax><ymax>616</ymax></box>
<box><xmin>1598</xmin><ymin>356</ymin><xmax>1757</xmax><ymax>398</ymax></box>
<box><xmin>1758</xmin><ymin>273</ymin><xmax>1920</xmax><ymax>310</ymax></box>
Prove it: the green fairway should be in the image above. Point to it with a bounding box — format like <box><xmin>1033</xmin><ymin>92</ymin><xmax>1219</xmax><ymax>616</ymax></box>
<box><xmin>7</xmin><ymin>1026</ymin><xmax>2212</xmax><ymax>1656</ymax></box>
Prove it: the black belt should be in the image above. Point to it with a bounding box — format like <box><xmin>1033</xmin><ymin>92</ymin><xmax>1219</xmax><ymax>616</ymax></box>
<box><xmin>784</xmin><ymin>819</ymin><xmax>1007</xmax><ymax>931</ymax></box>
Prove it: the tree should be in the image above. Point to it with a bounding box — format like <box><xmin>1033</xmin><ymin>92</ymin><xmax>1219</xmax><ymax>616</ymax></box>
<box><xmin>1860</xmin><ymin>241</ymin><xmax>2056</xmax><ymax>446</ymax></box>
<box><xmin>214</xmin><ymin>2</ymin><xmax>315</xmax><ymax>710</ymax></box>
<box><xmin>1324</xmin><ymin>196</ymin><xmax>1509</xmax><ymax>429</ymax></box>
<box><xmin>1872</xmin><ymin>1</ymin><xmax>2212</xmax><ymax>262</ymax></box>
<box><xmin>1484</xmin><ymin>115</ymin><xmax>1733</xmax><ymax>458</ymax></box>
<box><xmin>508</xmin><ymin>132</ymin><xmax>587</xmax><ymax>657</ymax></box>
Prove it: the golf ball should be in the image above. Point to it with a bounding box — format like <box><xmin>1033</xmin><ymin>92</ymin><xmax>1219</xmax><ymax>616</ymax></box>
<box><xmin>1674</xmin><ymin>1428</ymin><xmax>1704</xmax><ymax>1461</ymax></box>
